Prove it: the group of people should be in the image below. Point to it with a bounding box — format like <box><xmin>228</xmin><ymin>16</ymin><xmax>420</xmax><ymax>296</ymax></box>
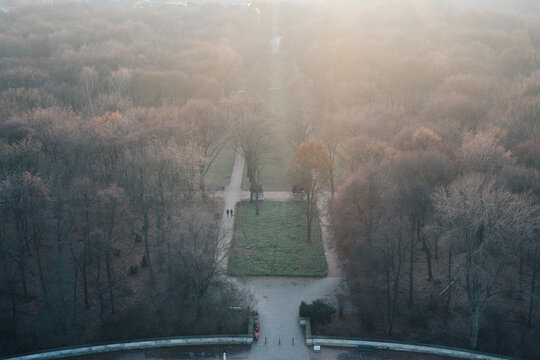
<box><xmin>226</xmin><ymin>209</ymin><xmax>234</xmax><ymax>217</ymax></box>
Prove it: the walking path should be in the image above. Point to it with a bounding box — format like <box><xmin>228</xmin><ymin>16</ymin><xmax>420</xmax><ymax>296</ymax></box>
<box><xmin>216</xmin><ymin>150</ymin><xmax>245</xmax><ymax>272</ymax></box>
<box><xmin>216</xmin><ymin>151</ymin><xmax>344</xmax><ymax>360</ymax></box>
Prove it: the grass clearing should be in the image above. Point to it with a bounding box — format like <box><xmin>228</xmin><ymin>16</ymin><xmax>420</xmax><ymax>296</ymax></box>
<box><xmin>228</xmin><ymin>201</ymin><xmax>327</xmax><ymax>277</ymax></box>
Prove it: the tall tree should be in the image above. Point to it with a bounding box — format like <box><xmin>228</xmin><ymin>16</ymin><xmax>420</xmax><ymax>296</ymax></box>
<box><xmin>391</xmin><ymin>149</ymin><xmax>454</xmax><ymax>306</ymax></box>
<box><xmin>433</xmin><ymin>174</ymin><xmax>537</xmax><ymax>349</ymax></box>
<box><xmin>230</xmin><ymin>95</ymin><xmax>273</xmax><ymax>215</ymax></box>
<box><xmin>286</xmin><ymin>84</ymin><xmax>316</xmax><ymax>150</ymax></box>
<box><xmin>96</xmin><ymin>184</ymin><xmax>128</xmax><ymax>315</ymax></box>
<box><xmin>380</xmin><ymin>209</ymin><xmax>407</xmax><ymax>335</ymax></box>
<box><xmin>80</xmin><ymin>66</ymin><xmax>99</xmax><ymax>116</ymax></box>
<box><xmin>339</xmin><ymin>135</ymin><xmax>394</xmax><ymax>175</ymax></box>
<box><xmin>181</xmin><ymin>99</ymin><xmax>227</xmax><ymax>196</ymax></box>
<box><xmin>317</xmin><ymin>112</ymin><xmax>343</xmax><ymax>196</ymax></box>
<box><xmin>68</xmin><ymin>177</ymin><xmax>96</xmax><ymax>309</ymax></box>
<box><xmin>289</xmin><ymin>140</ymin><xmax>331</xmax><ymax>243</ymax></box>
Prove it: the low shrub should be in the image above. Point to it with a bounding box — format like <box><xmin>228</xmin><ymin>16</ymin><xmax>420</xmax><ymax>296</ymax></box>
<box><xmin>300</xmin><ymin>299</ymin><xmax>336</xmax><ymax>328</ymax></box>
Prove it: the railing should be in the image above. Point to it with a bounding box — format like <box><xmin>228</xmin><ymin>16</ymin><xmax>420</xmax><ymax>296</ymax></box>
<box><xmin>2</xmin><ymin>317</ymin><xmax>257</xmax><ymax>360</ymax></box>
<box><xmin>299</xmin><ymin>317</ymin><xmax>520</xmax><ymax>360</ymax></box>
<box><xmin>2</xmin><ymin>335</ymin><xmax>252</xmax><ymax>360</ymax></box>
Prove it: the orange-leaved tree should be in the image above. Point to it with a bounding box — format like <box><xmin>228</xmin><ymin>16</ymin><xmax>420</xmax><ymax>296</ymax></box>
<box><xmin>288</xmin><ymin>140</ymin><xmax>331</xmax><ymax>243</ymax></box>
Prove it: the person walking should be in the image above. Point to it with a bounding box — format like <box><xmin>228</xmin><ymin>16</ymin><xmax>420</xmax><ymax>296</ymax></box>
<box><xmin>230</xmin><ymin>208</ymin><xmax>233</xmax><ymax>217</ymax></box>
<box><xmin>226</xmin><ymin>209</ymin><xmax>230</xmax><ymax>217</ymax></box>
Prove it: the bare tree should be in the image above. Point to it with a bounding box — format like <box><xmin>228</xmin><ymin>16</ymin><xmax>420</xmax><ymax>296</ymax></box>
<box><xmin>390</xmin><ymin>150</ymin><xmax>454</xmax><ymax>306</ymax></box>
<box><xmin>527</xmin><ymin>246</ymin><xmax>540</xmax><ymax>328</ymax></box>
<box><xmin>286</xmin><ymin>85</ymin><xmax>317</xmax><ymax>150</ymax></box>
<box><xmin>80</xmin><ymin>66</ymin><xmax>99</xmax><ymax>116</ymax></box>
<box><xmin>433</xmin><ymin>174</ymin><xmax>537</xmax><ymax>349</ymax></box>
<box><xmin>332</xmin><ymin>166</ymin><xmax>407</xmax><ymax>334</ymax></box>
<box><xmin>339</xmin><ymin>135</ymin><xmax>395</xmax><ymax>175</ymax></box>
<box><xmin>332</xmin><ymin>164</ymin><xmax>385</xmax><ymax>260</ymax></box>
<box><xmin>459</xmin><ymin>131</ymin><xmax>513</xmax><ymax>174</ymax></box>
<box><xmin>167</xmin><ymin>202</ymin><xmax>229</xmax><ymax>318</ymax></box>
<box><xmin>317</xmin><ymin>112</ymin><xmax>343</xmax><ymax>196</ymax></box>
<box><xmin>181</xmin><ymin>99</ymin><xmax>228</xmax><ymax>196</ymax></box>
<box><xmin>96</xmin><ymin>184</ymin><xmax>128</xmax><ymax>315</ymax></box>
<box><xmin>289</xmin><ymin>140</ymin><xmax>331</xmax><ymax>243</ymax></box>
<box><xmin>230</xmin><ymin>95</ymin><xmax>273</xmax><ymax>215</ymax></box>
<box><xmin>380</xmin><ymin>210</ymin><xmax>407</xmax><ymax>335</ymax></box>
<box><xmin>68</xmin><ymin>177</ymin><xmax>96</xmax><ymax>309</ymax></box>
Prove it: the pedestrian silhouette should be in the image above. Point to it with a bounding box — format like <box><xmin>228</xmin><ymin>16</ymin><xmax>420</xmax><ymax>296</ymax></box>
<box><xmin>226</xmin><ymin>209</ymin><xmax>230</xmax><ymax>217</ymax></box>
<box><xmin>230</xmin><ymin>209</ymin><xmax>234</xmax><ymax>216</ymax></box>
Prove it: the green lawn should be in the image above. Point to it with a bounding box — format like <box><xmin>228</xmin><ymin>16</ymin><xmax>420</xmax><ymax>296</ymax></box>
<box><xmin>205</xmin><ymin>142</ymin><xmax>236</xmax><ymax>192</ymax></box>
<box><xmin>228</xmin><ymin>201</ymin><xmax>327</xmax><ymax>277</ymax></box>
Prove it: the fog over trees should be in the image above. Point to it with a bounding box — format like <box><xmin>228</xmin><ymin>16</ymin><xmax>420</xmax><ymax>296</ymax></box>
<box><xmin>0</xmin><ymin>3</ymin><xmax>260</xmax><ymax>355</ymax></box>
<box><xmin>0</xmin><ymin>0</ymin><xmax>539</xmax><ymax>358</ymax></box>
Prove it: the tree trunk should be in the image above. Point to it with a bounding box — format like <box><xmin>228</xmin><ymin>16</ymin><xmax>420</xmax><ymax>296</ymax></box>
<box><xmin>255</xmin><ymin>192</ymin><xmax>260</xmax><ymax>215</ymax></box>
<box><xmin>105</xmin><ymin>250</ymin><xmax>115</xmax><ymax>314</ymax></box>
<box><xmin>306</xmin><ymin>199</ymin><xmax>312</xmax><ymax>243</ymax></box>
<box><xmin>255</xmin><ymin>170</ymin><xmax>261</xmax><ymax>215</ymax></box>
<box><xmin>518</xmin><ymin>241</ymin><xmax>524</xmax><ymax>298</ymax></box>
<box><xmin>96</xmin><ymin>249</ymin><xmax>105</xmax><ymax>329</ymax></box>
<box><xmin>385</xmin><ymin>262</ymin><xmax>391</xmax><ymax>334</ymax></box>
<box><xmin>2</xmin><ymin>255</ymin><xmax>17</xmax><ymax>337</ymax></box>
<box><xmin>83</xmin><ymin>226</ymin><xmax>90</xmax><ymax>309</ymax></box>
<box><xmin>248</xmin><ymin>166</ymin><xmax>254</xmax><ymax>203</ymax></box>
<box><xmin>527</xmin><ymin>253</ymin><xmax>537</xmax><ymax>328</ymax></box>
<box><xmin>55</xmin><ymin>206</ymin><xmax>67</xmax><ymax>331</ymax></box>
<box><xmin>35</xmin><ymin>241</ymin><xmax>47</xmax><ymax>299</ymax></box>
<box><xmin>9</xmin><ymin>280</ymin><xmax>16</xmax><ymax>338</ymax></box>
<box><xmin>19</xmin><ymin>252</ymin><xmax>28</xmax><ymax>299</ymax></box>
<box><xmin>421</xmin><ymin>232</ymin><xmax>433</xmax><ymax>281</ymax></box>
<box><xmin>329</xmin><ymin>168</ymin><xmax>334</xmax><ymax>197</ymax></box>
<box><xmin>82</xmin><ymin>262</ymin><xmax>89</xmax><ymax>309</ymax></box>
<box><xmin>307</xmin><ymin>218</ymin><xmax>312</xmax><ymax>243</ymax></box>
<box><xmin>71</xmin><ymin>248</ymin><xmax>78</xmax><ymax>324</ymax></box>
<box><xmin>389</xmin><ymin>271</ymin><xmax>400</xmax><ymax>335</ymax></box>
<box><xmin>446</xmin><ymin>241</ymin><xmax>452</xmax><ymax>313</ymax></box>
<box><xmin>409</xmin><ymin>234</ymin><xmax>414</xmax><ymax>305</ymax></box>
<box><xmin>167</xmin><ymin>242</ymin><xmax>172</xmax><ymax>292</ymax></box>
<box><xmin>143</xmin><ymin>211</ymin><xmax>154</xmax><ymax>281</ymax></box>
<box><xmin>199</xmin><ymin>162</ymin><xmax>206</xmax><ymax>197</ymax></box>
<box><xmin>470</xmin><ymin>309</ymin><xmax>481</xmax><ymax>349</ymax></box>
<box><xmin>156</xmin><ymin>213</ymin><xmax>163</xmax><ymax>271</ymax></box>
<box><xmin>17</xmin><ymin>228</ymin><xmax>28</xmax><ymax>299</ymax></box>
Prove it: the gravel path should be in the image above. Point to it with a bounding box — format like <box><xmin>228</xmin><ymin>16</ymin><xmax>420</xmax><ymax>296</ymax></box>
<box><xmin>244</xmin><ymin>276</ymin><xmax>342</xmax><ymax>360</ymax></box>
<box><xmin>216</xmin><ymin>152</ymin><xmax>344</xmax><ymax>360</ymax></box>
<box><xmin>216</xmin><ymin>150</ymin><xmax>245</xmax><ymax>272</ymax></box>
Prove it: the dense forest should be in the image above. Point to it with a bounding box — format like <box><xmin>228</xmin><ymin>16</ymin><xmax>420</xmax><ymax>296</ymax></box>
<box><xmin>0</xmin><ymin>1</ymin><xmax>539</xmax><ymax>359</ymax></box>
<box><xmin>0</xmin><ymin>3</ymin><xmax>266</xmax><ymax>356</ymax></box>
<box><xmin>280</xmin><ymin>2</ymin><xmax>540</xmax><ymax>358</ymax></box>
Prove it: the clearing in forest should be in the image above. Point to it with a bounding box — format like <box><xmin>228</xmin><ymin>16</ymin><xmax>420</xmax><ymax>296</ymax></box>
<box><xmin>228</xmin><ymin>201</ymin><xmax>327</xmax><ymax>277</ymax></box>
